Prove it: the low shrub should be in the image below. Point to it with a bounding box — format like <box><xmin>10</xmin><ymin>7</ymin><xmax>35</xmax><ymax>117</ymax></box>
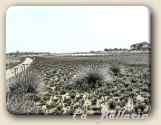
<box><xmin>110</xmin><ymin>65</ymin><xmax>120</xmax><ymax>76</ymax></box>
<box><xmin>6</xmin><ymin>69</ymin><xmax>41</xmax><ymax>114</ymax></box>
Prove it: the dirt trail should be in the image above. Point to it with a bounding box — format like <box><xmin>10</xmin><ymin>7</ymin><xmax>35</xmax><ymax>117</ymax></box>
<box><xmin>6</xmin><ymin>57</ymin><xmax>33</xmax><ymax>80</ymax></box>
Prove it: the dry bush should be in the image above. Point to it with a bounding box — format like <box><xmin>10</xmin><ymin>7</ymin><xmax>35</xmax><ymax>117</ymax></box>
<box><xmin>65</xmin><ymin>69</ymin><xmax>104</xmax><ymax>91</ymax></box>
<box><xmin>110</xmin><ymin>64</ymin><xmax>120</xmax><ymax>76</ymax></box>
<box><xmin>6</xmin><ymin>69</ymin><xmax>41</xmax><ymax>114</ymax></box>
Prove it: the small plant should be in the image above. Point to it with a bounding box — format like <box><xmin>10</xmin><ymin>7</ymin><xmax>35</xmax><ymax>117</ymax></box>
<box><xmin>110</xmin><ymin>65</ymin><xmax>120</xmax><ymax>76</ymax></box>
<box><xmin>108</xmin><ymin>101</ymin><xmax>116</xmax><ymax>110</ymax></box>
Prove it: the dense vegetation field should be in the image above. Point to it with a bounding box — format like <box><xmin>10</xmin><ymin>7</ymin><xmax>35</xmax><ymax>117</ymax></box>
<box><xmin>6</xmin><ymin>53</ymin><xmax>151</xmax><ymax>119</ymax></box>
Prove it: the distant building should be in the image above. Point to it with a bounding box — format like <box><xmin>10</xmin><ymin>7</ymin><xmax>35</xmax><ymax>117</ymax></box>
<box><xmin>130</xmin><ymin>42</ymin><xmax>151</xmax><ymax>50</ymax></box>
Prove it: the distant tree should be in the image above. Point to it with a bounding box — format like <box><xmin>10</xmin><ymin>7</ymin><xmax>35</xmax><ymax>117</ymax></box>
<box><xmin>90</xmin><ymin>50</ymin><xmax>95</xmax><ymax>53</ymax></box>
<box><xmin>104</xmin><ymin>48</ymin><xmax>109</xmax><ymax>51</ymax></box>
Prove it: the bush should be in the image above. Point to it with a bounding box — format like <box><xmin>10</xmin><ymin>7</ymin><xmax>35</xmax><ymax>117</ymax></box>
<box><xmin>110</xmin><ymin>65</ymin><xmax>120</xmax><ymax>76</ymax></box>
<box><xmin>67</xmin><ymin>71</ymin><xmax>104</xmax><ymax>91</ymax></box>
<box><xmin>6</xmin><ymin>69</ymin><xmax>41</xmax><ymax>114</ymax></box>
<box><xmin>84</xmin><ymin>72</ymin><xmax>103</xmax><ymax>88</ymax></box>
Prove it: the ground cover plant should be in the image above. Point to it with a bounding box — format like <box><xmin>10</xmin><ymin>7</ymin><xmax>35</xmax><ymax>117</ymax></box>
<box><xmin>6</xmin><ymin>53</ymin><xmax>151</xmax><ymax>119</ymax></box>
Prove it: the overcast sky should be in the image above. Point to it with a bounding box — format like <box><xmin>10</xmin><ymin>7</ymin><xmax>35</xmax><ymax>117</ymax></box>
<box><xmin>6</xmin><ymin>6</ymin><xmax>150</xmax><ymax>53</ymax></box>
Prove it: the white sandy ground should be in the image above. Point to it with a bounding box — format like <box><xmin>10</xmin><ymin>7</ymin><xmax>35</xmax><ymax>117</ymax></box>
<box><xmin>6</xmin><ymin>57</ymin><xmax>33</xmax><ymax>80</ymax></box>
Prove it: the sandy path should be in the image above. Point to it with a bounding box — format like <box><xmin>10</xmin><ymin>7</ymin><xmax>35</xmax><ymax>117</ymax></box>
<box><xmin>6</xmin><ymin>57</ymin><xmax>33</xmax><ymax>80</ymax></box>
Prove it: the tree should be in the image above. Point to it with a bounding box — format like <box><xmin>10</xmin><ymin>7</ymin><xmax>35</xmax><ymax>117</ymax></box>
<box><xmin>104</xmin><ymin>48</ymin><xmax>109</xmax><ymax>51</ymax></box>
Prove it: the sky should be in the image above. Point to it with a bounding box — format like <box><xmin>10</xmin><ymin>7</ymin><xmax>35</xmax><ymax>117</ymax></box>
<box><xmin>6</xmin><ymin>6</ymin><xmax>150</xmax><ymax>53</ymax></box>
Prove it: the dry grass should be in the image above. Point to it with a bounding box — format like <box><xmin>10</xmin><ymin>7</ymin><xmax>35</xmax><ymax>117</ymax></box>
<box><xmin>6</xmin><ymin>54</ymin><xmax>151</xmax><ymax>118</ymax></box>
<box><xmin>6</xmin><ymin>68</ymin><xmax>42</xmax><ymax>114</ymax></box>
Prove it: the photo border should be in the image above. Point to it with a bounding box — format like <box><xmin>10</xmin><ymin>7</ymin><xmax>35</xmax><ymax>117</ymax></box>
<box><xmin>0</xmin><ymin>0</ymin><xmax>160</xmax><ymax>125</ymax></box>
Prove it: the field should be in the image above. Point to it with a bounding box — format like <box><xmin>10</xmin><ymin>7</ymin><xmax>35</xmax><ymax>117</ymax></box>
<box><xmin>6</xmin><ymin>55</ymin><xmax>25</xmax><ymax>69</ymax></box>
<box><xmin>6</xmin><ymin>52</ymin><xmax>151</xmax><ymax>119</ymax></box>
